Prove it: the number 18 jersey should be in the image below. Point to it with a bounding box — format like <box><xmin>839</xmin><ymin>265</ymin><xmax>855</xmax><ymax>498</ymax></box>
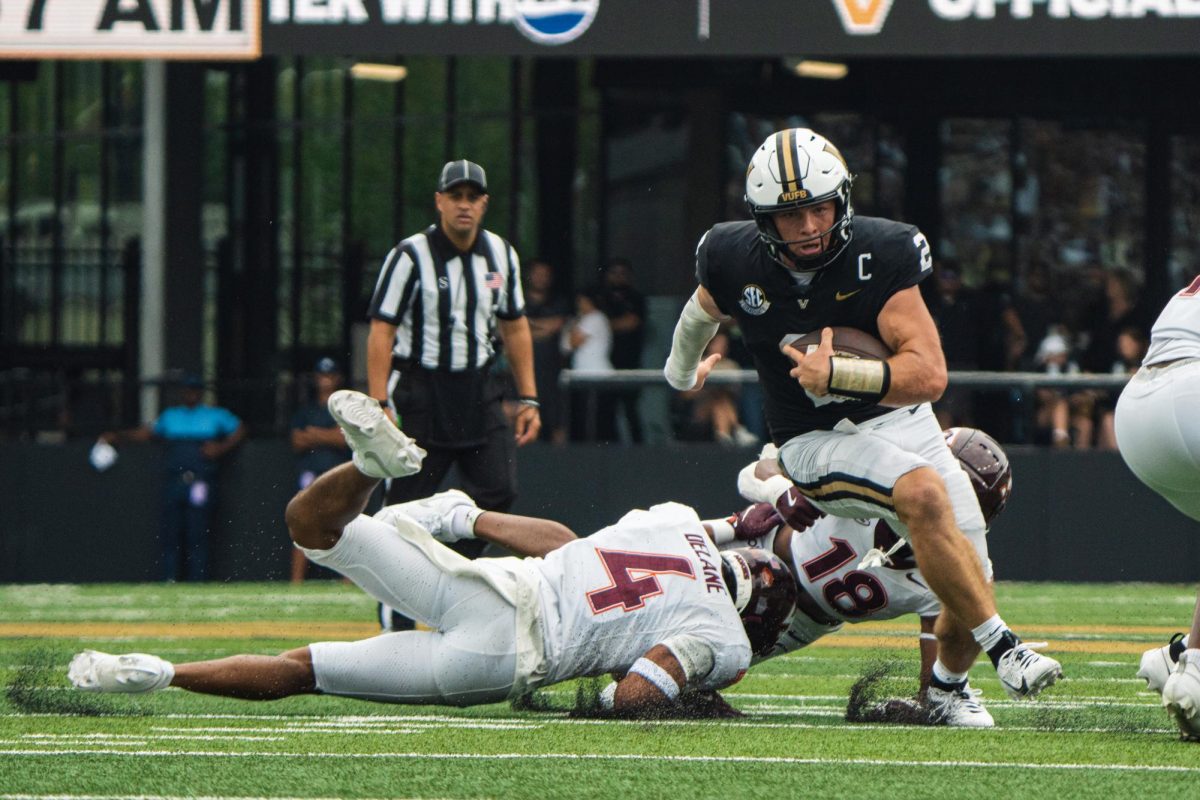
<box><xmin>532</xmin><ymin>503</ymin><xmax>752</xmax><ymax>690</ymax></box>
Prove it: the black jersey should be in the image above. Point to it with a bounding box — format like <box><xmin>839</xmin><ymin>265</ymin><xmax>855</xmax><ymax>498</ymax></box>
<box><xmin>696</xmin><ymin>216</ymin><xmax>932</xmax><ymax>442</ymax></box>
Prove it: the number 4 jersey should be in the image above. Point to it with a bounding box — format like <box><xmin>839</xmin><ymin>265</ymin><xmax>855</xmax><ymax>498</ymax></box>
<box><xmin>532</xmin><ymin>502</ymin><xmax>752</xmax><ymax>690</ymax></box>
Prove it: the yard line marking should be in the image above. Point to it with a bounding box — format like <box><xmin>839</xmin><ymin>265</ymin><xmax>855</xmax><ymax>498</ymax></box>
<box><xmin>0</xmin><ymin>749</ymin><xmax>1196</xmax><ymax>773</ymax></box>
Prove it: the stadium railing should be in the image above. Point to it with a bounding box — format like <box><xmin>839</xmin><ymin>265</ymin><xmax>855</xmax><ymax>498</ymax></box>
<box><xmin>559</xmin><ymin>368</ymin><xmax>1133</xmax><ymax>445</ymax></box>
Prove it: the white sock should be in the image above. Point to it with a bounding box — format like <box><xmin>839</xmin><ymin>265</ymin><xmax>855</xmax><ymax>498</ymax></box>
<box><xmin>447</xmin><ymin>505</ymin><xmax>485</xmax><ymax>540</ymax></box>
<box><xmin>932</xmin><ymin>659</ymin><xmax>969</xmax><ymax>687</ymax></box>
<box><xmin>971</xmin><ymin>614</ymin><xmax>1009</xmax><ymax>652</ymax></box>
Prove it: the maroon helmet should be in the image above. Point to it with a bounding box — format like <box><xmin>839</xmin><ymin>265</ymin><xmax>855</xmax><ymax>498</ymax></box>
<box><xmin>721</xmin><ymin>548</ymin><xmax>798</xmax><ymax>656</ymax></box>
<box><xmin>944</xmin><ymin>427</ymin><xmax>1012</xmax><ymax>523</ymax></box>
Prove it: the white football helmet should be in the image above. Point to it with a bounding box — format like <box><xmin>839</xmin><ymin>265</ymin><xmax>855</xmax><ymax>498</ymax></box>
<box><xmin>744</xmin><ymin>128</ymin><xmax>854</xmax><ymax>271</ymax></box>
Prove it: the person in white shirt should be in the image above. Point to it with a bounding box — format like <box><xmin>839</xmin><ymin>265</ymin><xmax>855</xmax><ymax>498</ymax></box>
<box><xmin>68</xmin><ymin>391</ymin><xmax>795</xmax><ymax>717</ymax></box>
<box><xmin>1116</xmin><ymin>275</ymin><xmax>1200</xmax><ymax>740</ymax></box>
<box><xmin>562</xmin><ymin>288</ymin><xmax>616</xmax><ymax>440</ymax></box>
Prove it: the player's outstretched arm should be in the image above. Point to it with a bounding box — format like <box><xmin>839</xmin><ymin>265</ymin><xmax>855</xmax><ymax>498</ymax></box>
<box><xmin>472</xmin><ymin>511</ymin><xmax>577</xmax><ymax>557</ymax></box>
<box><xmin>664</xmin><ymin>286</ymin><xmax>727</xmax><ymax>391</ymax></box>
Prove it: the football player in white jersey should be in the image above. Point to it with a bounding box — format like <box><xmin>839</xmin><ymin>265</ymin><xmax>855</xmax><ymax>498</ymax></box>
<box><xmin>69</xmin><ymin>391</ymin><xmax>796</xmax><ymax>717</ymax></box>
<box><xmin>718</xmin><ymin>427</ymin><xmax>1012</xmax><ymax>728</ymax></box>
<box><xmin>1115</xmin><ymin>275</ymin><xmax>1200</xmax><ymax>740</ymax></box>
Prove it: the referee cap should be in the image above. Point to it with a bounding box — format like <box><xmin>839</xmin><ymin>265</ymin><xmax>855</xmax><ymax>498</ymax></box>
<box><xmin>437</xmin><ymin>160</ymin><xmax>488</xmax><ymax>194</ymax></box>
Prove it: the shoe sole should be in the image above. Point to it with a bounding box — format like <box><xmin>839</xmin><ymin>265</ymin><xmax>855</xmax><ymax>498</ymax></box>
<box><xmin>1164</xmin><ymin>700</ymin><xmax>1200</xmax><ymax>741</ymax></box>
<box><xmin>328</xmin><ymin>391</ymin><xmax>399</xmax><ymax>478</ymax></box>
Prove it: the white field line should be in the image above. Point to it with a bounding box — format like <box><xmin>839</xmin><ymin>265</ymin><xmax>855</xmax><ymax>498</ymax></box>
<box><xmin>0</xmin><ymin>796</ymin><xmax>410</xmax><ymax>800</ymax></box>
<box><xmin>0</xmin><ymin>749</ymin><xmax>1197</xmax><ymax>774</ymax></box>
<box><xmin>7</xmin><ymin>713</ymin><xmax>1179</xmax><ymax>736</ymax></box>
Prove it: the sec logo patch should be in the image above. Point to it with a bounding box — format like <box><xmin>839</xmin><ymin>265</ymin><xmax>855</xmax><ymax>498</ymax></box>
<box><xmin>739</xmin><ymin>284</ymin><xmax>770</xmax><ymax>316</ymax></box>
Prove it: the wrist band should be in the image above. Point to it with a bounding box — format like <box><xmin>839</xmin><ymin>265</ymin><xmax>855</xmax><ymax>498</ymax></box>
<box><xmin>919</xmin><ymin>632</ymin><xmax>938</xmax><ymax>641</ymax></box>
<box><xmin>517</xmin><ymin>397</ymin><xmax>540</xmax><ymax>409</ymax></box>
<box><xmin>372</xmin><ymin>398</ymin><xmax>388</xmax><ymax>408</ymax></box>
<box><xmin>827</xmin><ymin>356</ymin><xmax>891</xmax><ymax>402</ymax></box>
<box><xmin>599</xmin><ymin>681</ymin><xmax>617</xmax><ymax>710</ymax></box>
<box><xmin>705</xmin><ymin>518</ymin><xmax>736</xmax><ymax>545</ymax></box>
<box><xmin>628</xmin><ymin>657</ymin><xmax>680</xmax><ymax>701</ymax></box>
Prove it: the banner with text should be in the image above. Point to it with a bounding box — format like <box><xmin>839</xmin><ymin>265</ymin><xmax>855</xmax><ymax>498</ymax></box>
<box><xmin>0</xmin><ymin>0</ymin><xmax>260</xmax><ymax>59</ymax></box>
<box><xmin>263</xmin><ymin>0</ymin><xmax>1200</xmax><ymax>58</ymax></box>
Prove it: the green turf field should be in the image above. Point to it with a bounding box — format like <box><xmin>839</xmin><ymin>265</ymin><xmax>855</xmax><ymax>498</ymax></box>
<box><xmin>2</xmin><ymin>581</ymin><xmax>1198</xmax><ymax>799</ymax></box>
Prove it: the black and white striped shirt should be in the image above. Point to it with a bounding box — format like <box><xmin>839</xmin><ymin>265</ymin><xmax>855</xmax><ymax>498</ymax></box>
<box><xmin>369</xmin><ymin>225</ymin><xmax>525</xmax><ymax>371</ymax></box>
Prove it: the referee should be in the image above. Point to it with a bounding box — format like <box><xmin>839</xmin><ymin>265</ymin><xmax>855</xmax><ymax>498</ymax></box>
<box><xmin>366</xmin><ymin>159</ymin><xmax>540</xmax><ymax>563</ymax></box>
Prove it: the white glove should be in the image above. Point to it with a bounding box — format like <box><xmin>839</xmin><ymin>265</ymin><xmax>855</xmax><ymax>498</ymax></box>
<box><xmin>89</xmin><ymin>440</ymin><xmax>118</xmax><ymax>472</ymax></box>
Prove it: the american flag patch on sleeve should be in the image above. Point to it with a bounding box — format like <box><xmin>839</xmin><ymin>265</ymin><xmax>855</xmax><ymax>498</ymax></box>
<box><xmin>485</xmin><ymin>272</ymin><xmax>504</xmax><ymax>289</ymax></box>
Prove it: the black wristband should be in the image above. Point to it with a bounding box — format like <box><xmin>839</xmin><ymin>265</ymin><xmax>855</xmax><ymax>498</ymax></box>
<box><xmin>372</xmin><ymin>398</ymin><xmax>388</xmax><ymax>408</ymax></box>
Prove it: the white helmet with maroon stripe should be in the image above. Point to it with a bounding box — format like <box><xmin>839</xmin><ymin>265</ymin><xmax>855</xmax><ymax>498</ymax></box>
<box><xmin>744</xmin><ymin>128</ymin><xmax>854</xmax><ymax>271</ymax></box>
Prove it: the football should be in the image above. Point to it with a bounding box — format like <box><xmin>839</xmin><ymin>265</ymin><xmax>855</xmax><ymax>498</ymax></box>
<box><xmin>780</xmin><ymin>326</ymin><xmax>893</xmax><ymax>361</ymax></box>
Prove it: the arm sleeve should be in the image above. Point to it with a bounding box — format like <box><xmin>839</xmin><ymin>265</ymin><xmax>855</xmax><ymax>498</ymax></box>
<box><xmin>663</xmin><ymin>291</ymin><xmax>721</xmax><ymax>390</ymax></box>
<box><xmin>217</xmin><ymin>409</ymin><xmax>239</xmax><ymax>436</ymax></box>
<box><xmin>660</xmin><ymin>633</ymin><xmax>717</xmax><ymax>684</ymax></box>
<box><xmin>886</xmin><ymin>225</ymin><xmax>934</xmax><ymax>297</ymax></box>
<box><xmin>496</xmin><ymin>239</ymin><xmax>526</xmax><ymax>320</ymax></box>
<box><xmin>368</xmin><ymin>245</ymin><xmax>419</xmax><ymax>323</ymax></box>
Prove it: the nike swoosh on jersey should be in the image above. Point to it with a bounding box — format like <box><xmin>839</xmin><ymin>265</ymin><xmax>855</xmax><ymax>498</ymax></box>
<box><xmin>905</xmin><ymin>572</ymin><xmax>928</xmax><ymax>591</ymax></box>
<box><xmin>835</xmin><ymin>289</ymin><xmax>862</xmax><ymax>301</ymax></box>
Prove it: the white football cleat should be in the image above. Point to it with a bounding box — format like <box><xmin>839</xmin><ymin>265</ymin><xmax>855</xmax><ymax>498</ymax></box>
<box><xmin>374</xmin><ymin>489</ymin><xmax>481</xmax><ymax>542</ymax></box>
<box><xmin>1138</xmin><ymin>633</ymin><xmax>1185</xmax><ymax>694</ymax></box>
<box><xmin>927</xmin><ymin>684</ymin><xmax>995</xmax><ymax>728</ymax></box>
<box><xmin>328</xmin><ymin>390</ymin><xmax>426</xmax><ymax>479</ymax></box>
<box><xmin>995</xmin><ymin>642</ymin><xmax>1062</xmax><ymax>700</ymax></box>
<box><xmin>1162</xmin><ymin>650</ymin><xmax>1200</xmax><ymax>741</ymax></box>
<box><xmin>69</xmin><ymin>650</ymin><xmax>174</xmax><ymax>694</ymax></box>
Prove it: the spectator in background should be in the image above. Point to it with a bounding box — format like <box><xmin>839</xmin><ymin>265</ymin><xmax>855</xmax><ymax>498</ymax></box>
<box><xmin>923</xmin><ymin>261</ymin><xmax>982</xmax><ymax>428</ymax></box>
<box><xmin>288</xmin><ymin>357</ymin><xmax>350</xmax><ymax>583</ymax></box>
<box><xmin>597</xmin><ymin>258</ymin><xmax>646</xmax><ymax>443</ymax></box>
<box><xmin>1034</xmin><ymin>324</ymin><xmax>1081</xmax><ymax>448</ymax></box>
<box><xmin>561</xmin><ymin>287</ymin><xmax>614</xmax><ymax>442</ymax></box>
<box><xmin>100</xmin><ymin>373</ymin><xmax>245</xmax><ymax>582</ymax></box>
<box><xmin>1065</xmin><ymin>269</ymin><xmax>1148</xmax><ymax>449</ymax></box>
<box><xmin>675</xmin><ymin>330</ymin><xmax>759</xmax><ymax>448</ymax></box>
<box><xmin>1094</xmin><ymin>325</ymin><xmax>1149</xmax><ymax>451</ymax></box>
<box><xmin>523</xmin><ymin>259</ymin><xmax>570</xmax><ymax>444</ymax></box>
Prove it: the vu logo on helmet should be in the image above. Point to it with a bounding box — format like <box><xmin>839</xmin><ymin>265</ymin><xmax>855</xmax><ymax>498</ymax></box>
<box><xmin>745</xmin><ymin>128</ymin><xmax>855</xmax><ymax>272</ymax></box>
<box><xmin>832</xmin><ymin>0</ymin><xmax>895</xmax><ymax>35</ymax></box>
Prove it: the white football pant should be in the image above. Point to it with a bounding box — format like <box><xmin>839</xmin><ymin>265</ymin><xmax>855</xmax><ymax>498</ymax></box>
<box><xmin>299</xmin><ymin>515</ymin><xmax>519</xmax><ymax>705</ymax></box>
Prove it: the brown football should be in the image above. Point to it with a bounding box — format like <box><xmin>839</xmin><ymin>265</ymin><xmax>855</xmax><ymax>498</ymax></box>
<box><xmin>780</xmin><ymin>327</ymin><xmax>892</xmax><ymax>360</ymax></box>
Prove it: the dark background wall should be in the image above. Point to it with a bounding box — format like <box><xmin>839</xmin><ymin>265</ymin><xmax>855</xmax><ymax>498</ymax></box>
<box><xmin>0</xmin><ymin>442</ymin><xmax>1194</xmax><ymax>583</ymax></box>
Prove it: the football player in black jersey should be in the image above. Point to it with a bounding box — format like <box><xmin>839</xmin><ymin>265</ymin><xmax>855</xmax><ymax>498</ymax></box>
<box><xmin>664</xmin><ymin>127</ymin><xmax>1061</xmax><ymax>701</ymax></box>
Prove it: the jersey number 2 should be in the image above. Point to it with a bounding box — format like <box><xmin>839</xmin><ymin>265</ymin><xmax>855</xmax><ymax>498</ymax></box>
<box><xmin>587</xmin><ymin>549</ymin><xmax>695</xmax><ymax>614</ymax></box>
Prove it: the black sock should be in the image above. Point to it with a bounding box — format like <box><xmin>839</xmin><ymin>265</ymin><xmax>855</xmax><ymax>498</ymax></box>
<box><xmin>986</xmin><ymin>630</ymin><xmax>1022</xmax><ymax>668</ymax></box>
<box><xmin>929</xmin><ymin>673</ymin><xmax>967</xmax><ymax>692</ymax></box>
<box><xmin>1169</xmin><ymin>633</ymin><xmax>1187</xmax><ymax>663</ymax></box>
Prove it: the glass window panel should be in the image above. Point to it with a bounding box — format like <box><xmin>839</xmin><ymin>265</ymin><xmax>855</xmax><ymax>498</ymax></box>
<box><xmin>277</xmin><ymin>59</ymin><xmax>298</xmax><ymax>351</ymax></box>
<box><xmin>297</xmin><ymin>57</ymin><xmax>346</xmax><ymax>348</ymax></box>
<box><xmin>571</xmin><ymin>60</ymin><xmax>598</xmax><ymax>275</ymax></box>
<box><xmin>14</xmin><ymin>65</ymin><xmax>56</xmax><ymax>344</ymax></box>
<box><xmin>1169</xmin><ymin>135</ymin><xmax>1200</xmax><ymax>289</ymax></box>
<box><xmin>939</xmin><ymin>119</ymin><xmax>1012</xmax><ymax>287</ymax></box>
<box><xmin>455</xmin><ymin>57</ymin><xmax>510</xmax><ymax>236</ymax></box>
<box><xmin>61</xmin><ymin>63</ymin><xmax>104</xmax><ymax>345</ymax></box>
<box><xmin>350</xmin><ymin>65</ymin><xmax>397</xmax><ymax>260</ymax></box>
<box><xmin>401</xmin><ymin>57</ymin><xmax>447</xmax><ymax>236</ymax></box>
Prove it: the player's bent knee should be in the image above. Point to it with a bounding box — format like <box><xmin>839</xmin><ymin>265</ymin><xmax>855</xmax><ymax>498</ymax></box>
<box><xmin>893</xmin><ymin>469</ymin><xmax>950</xmax><ymax>518</ymax></box>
